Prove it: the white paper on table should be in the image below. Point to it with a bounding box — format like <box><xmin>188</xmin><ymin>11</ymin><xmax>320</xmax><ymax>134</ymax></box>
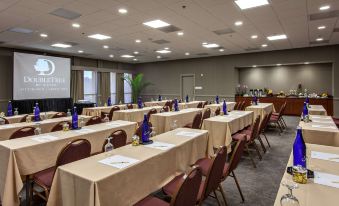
<box><xmin>311</xmin><ymin>151</ymin><xmax>339</xmax><ymax>163</ymax></box>
<box><xmin>311</xmin><ymin>116</ymin><xmax>331</xmax><ymax>119</ymax></box>
<box><xmin>314</xmin><ymin>171</ymin><xmax>339</xmax><ymax>189</ymax></box>
<box><xmin>312</xmin><ymin>119</ymin><xmax>334</xmax><ymax>124</ymax></box>
<box><xmin>144</xmin><ymin>141</ymin><xmax>175</xmax><ymax>151</ymax></box>
<box><xmin>311</xmin><ymin>125</ymin><xmax>337</xmax><ymax>130</ymax></box>
<box><xmin>73</xmin><ymin>128</ymin><xmax>96</xmax><ymax>134</ymax></box>
<box><xmin>0</xmin><ymin>124</ymin><xmax>15</xmax><ymax>129</ymax></box>
<box><xmin>105</xmin><ymin>121</ymin><xmax>126</xmax><ymax>127</ymax></box>
<box><xmin>31</xmin><ymin>135</ymin><xmax>60</xmax><ymax>143</ymax></box>
<box><xmin>98</xmin><ymin>155</ymin><xmax>139</xmax><ymax>169</ymax></box>
<box><xmin>176</xmin><ymin>131</ymin><xmax>201</xmax><ymax>138</ymax></box>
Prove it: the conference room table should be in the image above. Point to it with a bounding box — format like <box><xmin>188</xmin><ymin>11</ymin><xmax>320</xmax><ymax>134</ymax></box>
<box><xmin>0</xmin><ymin>120</ymin><xmax>137</xmax><ymax>206</ymax></box>
<box><xmin>112</xmin><ymin>106</ymin><xmax>162</xmax><ymax>122</ymax></box>
<box><xmin>178</xmin><ymin>101</ymin><xmax>203</xmax><ymax>110</ymax></box>
<box><xmin>0</xmin><ymin>115</ymin><xmax>92</xmax><ymax>141</ymax></box>
<box><xmin>150</xmin><ymin>108</ymin><xmax>203</xmax><ymax>134</ymax></box>
<box><xmin>308</xmin><ymin>105</ymin><xmax>328</xmax><ymax>116</ymax></box>
<box><xmin>246</xmin><ymin>103</ymin><xmax>275</xmax><ymax>123</ymax></box>
<box><xmin>202</xmin><ymin>110</ymin><xmax>253</xmax><ymax>153</ymax></box>
<box><xmin>47</xmin><ymin>128</ymin><xmax>210</xmax><ymax>206</ymax></box>
<box><xmin>144</xmin><ymin>100</ymin><xmax>169</xmax><ymax>107</ymax></box>
<box><xmin>300</xmin><ymin>115</ymin><xmax>339</xmax><ymax>147</ymax></box>
<box><xmin>274</xmin><ymin>144</ymin><xmax>339</xmax><ymax>206</ymax></box>
<box><xmin>4</xmin><ymin>111</ymin><xmax>59</xmax><ymax>124</ymax></box>
<box><xmin>82</xmin><ymin>104</ymin><xmax>137</xmax><ymax>116</ymax></box>
<box><xmin>204</xmin><ymin>102</ymin><xmax>236</xmax><ymax>113</ymax></box>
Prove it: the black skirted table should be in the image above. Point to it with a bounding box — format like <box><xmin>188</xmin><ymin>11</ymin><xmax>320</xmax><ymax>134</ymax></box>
<box><xmin>12</xmin><ymin>98</ymin><xmax>73</xmax><ymax>114</ymax></box>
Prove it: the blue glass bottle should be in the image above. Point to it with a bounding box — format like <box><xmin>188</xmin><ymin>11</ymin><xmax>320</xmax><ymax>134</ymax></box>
<box><xmin>305</xmin><ymin>96</ymin><xmax>310</xmax><ymax>108</ymax></box>
<box><xmin>302</xmin><ymin>102</ymin><xmax>308</xmax><ymax>118</ymax></box>
<box><xmin>34</xmin><ymin>103</ymin><xmax>40</xmax><ymax>122</ymax></box>
<box><xmin>72</xmin><ymin>106</ymin><xmax>78</xmax><ymax>129</ymax></box>
<box><xmin>216</xmin><ymin>95</ymin><xmax>219</xmax><ymax>104</ymax></box>
<box><xmin>137</xmin><ymin>97</ymin><xmax>143</xmax><ymax>109</ymax></box>
<box><xmin>293</xmin><ymin>127</ymin><xmax>307</xmax><ymax>168</ymax></box>
<box><xmin>141</xmin><ymin>114</ymin><xmax>150</xmax><ymax>143</ymax></box>
<box><xmin>7</xmin><ymin>101</ymin><xmax>13</xmax><ymax>117</ymax></box>
<box><xmin>223</xmin><ymin>100</ymin><xmax>227</xmax><ymax>115</ymax></box>
<box><xmin>107</xmin><ymin>97</ymin><xmax>112</xmax><ymax>106</ymax></box>
<box><xmin>174</xmin><ymin>99</ymin><xmax>179</xmax><ymax>111</ymax></box>
<box><xmin>253</xmin><ymin>96</ymin><xmax>258</xmax><ymax>105</ymax></box>
<box><xmin>158</xmin><ymin>95</ymin><xmax>162</xmax><ymax>101</ymax></box>
<box><xmin>186</xmin><ymin>95</ymin><xmax>189</xmax><ymax>103</ymax></box>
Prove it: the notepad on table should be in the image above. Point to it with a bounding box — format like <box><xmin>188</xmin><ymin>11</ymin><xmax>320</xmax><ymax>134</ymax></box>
<box><xmin>314</xmin><ymin>171</ymin><xmax>339</xmax><ymax>189</ymax></box>
<box><xmin>311</xmin><ymin>151</ymin><xmax>339</xmax><ymax>163</ymax></box>
<box><xmin>144</xmin><ymin>141</ymin><xmax>175</xmax><ymax>151</ymax></box>
<box><xmin>32</xmin><ymin>135</ymin><xmax>60</xmax><ymax>143</ymax></box>
<box><xmin>176</xmin><ymin>131</ymin><xmax>201</xmax><ymax>138</ymax></box>
<box><xmin>99</xmin><ymin>155</ymin><xmax>139</xmax><ymax>169</ymax></box>
<box><xmin>73</xmin><ymin>128</ymin><xmax>96</xmax><ymax>134</ymax></box>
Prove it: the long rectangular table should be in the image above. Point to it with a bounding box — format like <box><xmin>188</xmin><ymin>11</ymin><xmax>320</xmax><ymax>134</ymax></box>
<box><xmin>308</xmin><ymin>105</ymin><xmax>327</xmax><ymax>116</ymax></box>
<box><xmin>246</xmin><ymin>103</ymin><xmax>275</xmax><ymax>123</ymax></box>
<box><xmin>178</xmin><ymin>101</ymin><xmax>203</xmax><ymax>110</ymax></box>
<box><xmin>112</xmin><ymin>106</ymin><xmax>162</xmax><ymax>122</ymax></box>
<box><xmin>0</xmin><ymin>120</ymin><xmax>137</xmax><ymax>206</ymax></box>
<box><xmin>47</xmin><ymin>128</ymin><xmax>210</xmax><ymax>206</ymax></box>
<box><xmin>204</xmin><ymin>102</ymin><xmax>236</xmax><ymax>113</ymax></box>
<box><xmin>144</xmin><ymin>100</ymin><xmax>169</xmax><ymax>107</ymax></box>
<box><xmin>82</xmin><ymin>104</ymin><xmax>137</xmax><ymax>116</ymax></box>
<box><xmin>4</xmin><ymin>111</ymin><xmax>58</xmax><ymax>124</ymax></box>
<box><xmin>274</xmin><ymin>144</ymin><xmax>339</xmax><ymax>206</ymax></box>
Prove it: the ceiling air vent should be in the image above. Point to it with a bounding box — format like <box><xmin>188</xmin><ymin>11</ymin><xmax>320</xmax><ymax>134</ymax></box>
<box><xmin>152</xmin><ymin>39</ymin><xmax>170</xmax><ymax>44</ymax></box>
<box><xmin>213</xmin><ymin>28</ymin><xmax>235</xmax><ymax>35</ymax></box>
<box><xmin>50</xmin><ymin>8</ymin><xmax>82</xmax><ymax>20</ymax></box>
<box><xmin>8</xmin><ymin>27</ymin><xmax>33</xmax><ymax>34</ymax></box>
<box><xmin>309</xmin><ymin>10</ymin><xmax>339</xmax><ymax>21</ymax></box>
<box><xmin>157</xmin><ymin>25</ymin><xmax>181</xmax><ymax>33</ymax></box>
<box><xmin>333</xmin><ymin>28</ymin><xmax>339</xmax><ymax>32</ymax></box>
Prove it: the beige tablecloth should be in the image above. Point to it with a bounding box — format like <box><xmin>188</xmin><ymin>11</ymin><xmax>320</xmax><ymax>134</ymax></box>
<box><xmin>202</xmin><ymin>111</ymin><xmax>253</xmax><ymax>153</ymax></box>
<box><xmin>4</xmin><ymin>111</ymin><xmax>58</xmax><ymax>124</ymax></box>
<box><xmin>82</xmin><ymin>104</ymin><xmax>137</xmax><ymax>116</ymax></box>
<box><xmin>178</xmin><ymin>101</ymin><xmax>203</xmax><ymax>110</ymax></box>
<box><xmin>144</xmin><ymin>100</ymin><xmax>169</xmax><ymax>107</ymax></box>
<box><xmin>300</xmin><ymin>115</ymin><xmax>339</xmax><ymax>147</ymax></box>
<box><xmin>246</xmin><ymin>103</ymin><xmax>275</xmax><ymax>123</ymax></box>
<box><xmin>112</xmin><ymin>106</ymin><xmax>162</xmax><ymax>122</ymax></box>
<box><xmin>0</xmin><ymin>120</ymin><xmax>137</xmax><ymax>206</ymax></box>
<box><xmin>47</xmin><ymin>128</ymin><xmax>211</xmax><ymax>206</ymax></box>
<box><xmin>309</xmin><ymin>105</ymin><xmax>328</xmax><ymax>116</ymax></box>
<box><xmin>274</xmin><ymin>144</ymin><xmax>339</xmax><ymax>206</ymax></box>
<box><xmin>0</xmin><ymin>115</ymin><xmax>92</xmax><ymax>141</ymax></box>
<box><xmin>204</xmin><ymin>102</ymin><xmax>236</xmax><ymax>114</ymax></box>
<box><xmin>150</xmin><ymin>108</ymin><xmax>203</xmax><ymax>134</ymax></box>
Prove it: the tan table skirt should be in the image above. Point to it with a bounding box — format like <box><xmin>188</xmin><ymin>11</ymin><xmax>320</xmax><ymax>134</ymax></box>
<box><xmin>82</xmin><ymin>104</ymin><xmax>137</xmax><ymax>116</ymax></box>
<box><xmin>47</xmin><ymin>128</ymin><xmax>211</xmax><ymax>206</ymax></box>
<box><xmin>144</xmin><ymin>100</ymin><xmax>168</xmax><ymax>107</ymax></box>
<box><xmin>202</xmin><ymin>111</ymin><xmax>253</xmax><ymax>153</ymax></box>
<box><xmin>204</xmin><ymin>102</ymin><xmax>236</xmax><ymax>114</ymax></box>
<box><xmin>0</xmin><ymin>115</ymin><xmax>92</xmax><ymax>141</ymax></box>
<box><xmin>274</xmin><ymin>144</ymin><xmax>339</xmax><ymax>206</ymax></box>
<box><xmin>112</xmin><ymin>106</ymin><xmax>162</xmax><ymax>122</ymax></box>
<box><xmin>246</xmin><ymin>103</ymin><xmax>275</xmax><ymax>123</ymax></box>
<box><xmin>178</xmin><ymin>101</ymin><xmax>203</xmax><ymax>110</ymax></box>
<box><xmin>308</xmin><ymin>105</ymin><xmax>328</xmax><ymax>116</ymax></box>
<box><xmin>4</xmin><ymin>111</ymin><xmax>58</xmax><ymax>124</ymax></box>
<box><xmin>0</xmin><ymin>120</ymin><xmax>137</xmax><ymax>206</ymax></box>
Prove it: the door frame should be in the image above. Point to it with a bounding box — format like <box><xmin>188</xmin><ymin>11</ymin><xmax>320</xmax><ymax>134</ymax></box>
<box><xmin>180</xmin><ymin>74</ymin><xmax>195</xmax><ymax>100</ymax></box>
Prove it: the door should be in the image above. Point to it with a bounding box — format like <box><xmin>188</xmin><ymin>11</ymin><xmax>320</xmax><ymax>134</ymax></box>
<box><xmin>181</xmin><ymin>74</ymin><xmax>195</xmax><ymax>100</ymax></box>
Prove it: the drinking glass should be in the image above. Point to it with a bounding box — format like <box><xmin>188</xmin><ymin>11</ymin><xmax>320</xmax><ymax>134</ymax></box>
<box><xmin>280</xmin><ymin>181</ymin><xmax>299</xmax><ymax>206</ymax></box>
<box><xmin>104</xmin><ymin>114</ymin><xmax>110</xmax><ymax>123</ymax></box>
<box><xmin>14</xmin><ymin>108</ymin><xmax>19</xmax><ymax>116</ymax></box>
<box><xmin>170</xmin><ymin>120</ymin><xmax>178</xmax><ymax>130</ymax></box>
<box><xmin>150</xmin><ymin>127</ymin><xmax>156</xmax><ymax>137</ymax></box>
<box><xmin>79</xmin><ymin>117</ymin><xmax>85</xmax><ymax>128</ymax></box>
<box><xmin>67</xmin><ymin>109</ymin><xmax>71</xmax><ymax>117</ymax></box>
<box><xmin>34</xmin><ymin>123</ymin><xmax>42</xmax><ymax>135</ymax></box>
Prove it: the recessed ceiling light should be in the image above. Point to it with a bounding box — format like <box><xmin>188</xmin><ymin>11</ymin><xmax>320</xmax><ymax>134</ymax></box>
<box><xmin>78</xmin><ymin>50</ymin><xmax>83</xmax><ymax>53</ymax></box>
<box><xmin>133</xmin><ymin>51</ymin><xmax>139</xmax><ymax>54</ymax></box>
<box><xmin>203</xmin><ymin>43</ymin><xmax>219</xmax><ymax>48</ymax></box>
<box><xmin>51</xmin><ymin>43</ymin><xmax>72</xmax><ymax>48</ymax></box>
<box><xmin>109</xmin><ymin>54</ymin><xmax>114</xmax><ymax>58</ymax></box>
<box><xmin>304</xmin><ymin>62</ymin><xmax>309</xmax><ymax>64</ymax></box>
<box><xmin>253</xmin><ymin>65</ymin><xmax>257</xmax><ymax>67</ymax></box>
<box><xmin>219</xmin><ymin>48</ymin><xmax>225</xmax><ymax>52</ymax></box>
<box><xmin>156</xmin><ymin>49</ymin><xmax>171</xmax><ymax>54</ymax></box>
<box><xmin>88</xmin><ymin>34</ymin><xmax>111</xmax><ymax>40</ymax></box>
<box><xmin>267</xmin><ymin>34</ymin><xmax>287</xmax><ymax>41</ymax></box>
<box><xmin>133</xmin><ymin>58</ymin><xmax>138</xmax><ymax>61</ymax></box>
<box><xmin>118</xmin><ymin>8</ymin><xmax>128</xmax><ymax>14</ymax></box>
<box><xmin>164</xmin><ymin>47</ymin><xmax>169</xmax><ymax>50</ymax></box>
<box><xmin>177</xmin><ymin>31</ymin><xmax>184</xmax><ymax>36</ymax></box>
<box><xmin>234</xmin><ymin>21</ymin><xmax>243</xmax><ymax>26</ymax></box>
<box><xmin>121</xmin><ymin>54</ymin><xmax>134</xmax><ymax>58</ymax></box>
<box><xmin>185</xmin><ymin>52</ymin><xmax>190</xmax><ymax>56</ymax></box>
<box><xmin>277</xmin><ymin>63</ymin><xmax>282</xmax><ymax>66</ymax></box>
<box><xmin>319</xmin><ymin>5</ymin><xmax>330</xmax><ymax>11</ymax></box>
<box><xmin>316</xmin><ymin>37</ymin><xmax>324</xmax><ymax>41</ymax></box>
<box><xmin>72</xmin><ymin>23</ymin><xmax>80</xmax><ymax>28</ymax></box>
<box><xmin>40</xmin><ymin>33</ymin><xmax>48</xmax><ymax>38</ymax></box>
<box><xmin>135</xmin><ymin>39</ymin><xmax>141</xmax><ymax>43</ymax></box>
<box><xmin>318</xmin><ymin>25</ymin><xmax>326</xmax><ymax>30</ymax></box>
<box><xmin>202</xmin><ymin>42</ymin><xmax>208</xmax><ymax>45</ymax></box>
<box><xmin>235</xmin><ymin>0</ymin><xmax>269</xmax><ymax>10</ymax></box>
<box><xmin>251</xmin><ymin>35</ymin><xmax>258</xmax><ymax>39</ymax></box>
<box><xmin>103</xmin><ymin>45</ymin><xmax>109</xmax><ymax>49</ymax></box>
<box><xmin>157</xmin><ymin>56</ymin><xmax>161</xmax><ymax>59</ymax></box>
<box><xmin>261</xmin><ymin>44</ymin><xmax>268</xmax><ymax>47</ymax></box>
<box><xmin>143</xmin><ymin>19</ymin><xmax>170</xmax><ymax>28</ymax></box>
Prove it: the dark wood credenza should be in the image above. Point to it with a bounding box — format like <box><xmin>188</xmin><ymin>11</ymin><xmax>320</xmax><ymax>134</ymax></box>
<box><xmin>235</xmin><ymin>96</ymin><xmax>333</xmax><ymax>116</ymax></box>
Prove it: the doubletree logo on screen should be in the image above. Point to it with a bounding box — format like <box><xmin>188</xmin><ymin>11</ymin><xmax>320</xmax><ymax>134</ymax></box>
<box><xmin>24</xmin><ymin>59</ymin><xmax>65</xmax><ymax>84</ymax></box>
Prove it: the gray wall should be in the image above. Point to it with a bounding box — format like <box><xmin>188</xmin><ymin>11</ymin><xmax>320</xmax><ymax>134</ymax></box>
<box><xmin>136</xmin><ymin>45</ymin><xmax>339</xmax><ymax>116</ymax></box>
<box><xmin>238</xmin><ymin>63</ymin><xmax>333</xmax><ymax>95</ymax></box>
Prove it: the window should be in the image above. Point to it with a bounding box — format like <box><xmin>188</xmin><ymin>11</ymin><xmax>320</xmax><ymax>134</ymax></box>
<box><xmin>124</xmin><ymin>73</ymin><xmax>132</xmax><ymax>103</ymax></box>
<box><xmin>84</xmin><ymin>70</ymin><xmax>97</xmax><ymax>103</ymax></box>
<box><xmin>110</xmin><ymin>72</ymin><xmax>116</xmax><ymax>104</ymax></box>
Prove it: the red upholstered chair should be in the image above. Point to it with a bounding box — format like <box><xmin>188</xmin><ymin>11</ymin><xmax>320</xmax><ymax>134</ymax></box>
<box><xmin>202</xmin><ymin>101</ymin><xmax>208</xmax><ymax>108</ymax></box>
<box><xmin>197</xmin><ymin>102</ymin><xmax>203</xmax><ymax>108</ymax></box>
<box><xmin>85</xmin><ymin>116</ymin><xmax>102</xmax><ymax>126</ymax></box>
<box><xmin>269</xmin><ymin>102</ymin><xmax>286</xmax><ymax>134</ymax></box>
<box><xmin>50</xmin><ymin>121</ymin><xmax>71</xmax><ymax>132</ymax></box>
<box><xmin>214</xmin><ymin>107</ymin><xmax>221</xmax><ymax>116</ymax></box>
<box><xmin>101</xmin><ymin>129</ymin><xmax>127</xmax><ymax>152</ymax></box>
<box><xmin>239</xmin><ymin>101</ymin><xmax>246</xmax><ymax>111</ymax></box>
<box><xmin>51</xmin><ymin>112</ymin><xmax>67</xmax><ymax>119</ymax></box>
<box><xmin>134</xmin><ymin>166</ymin><xmax>202</xmax><ymax>206</ymax></box>
<box><xmin>162</xmin><ymin>146</ymin><xmax>227</xmax><ymax>205</ymax></box>
<box><xmin>160</xmin><ymin>106</ymin><xmax>170</xmax><ymax>113</ymax></box>
<box><xmin>101</xmin><ymin>106</ymin><xmax>120</xmax><ymax>121</ymax></box>
<box><xmin>260</xmin><ymin>112</ymin><xmax>272</xmax><ymax>149</ymax></box>
<box><xmin>164</xmin><ymin>101</ymin><xmax>173</xmax><ymax>111</ymax></box>
<box><xmin>31</xmin><ymin>139</ymin><xmax>91</xmax><ymax>202</ymax></box>
<box><xmin>0</xmin><ymin>117</ymin><xmax>9</xmax><ymax>124</ymax></box>
<box><xmin>233</xmin><ymin>102</ymin><xmax>240</xmax><ymax>110</ymax></box>
<box><xmin>184</xmin><ymin>112</ymin><xmax>202</xmax><ymax>129</ymax></box>
<box><xmin>20</xmin><ymin>114</ymin><xmax>29</xmax><ymax>123</ymax></box>
<box><xmin>126</xmin><ymin>104</ymin><xmax>134</xmax><ymax>109</ymax></box>
<box><xmin>200</xmin><ymin>108</ymin><xmax>211</xmax><ymax>128</ymax></box>
<box><xmin>232</xmin><ymin>115</ymin><xmax>261</xmax><ymax>168</ymax></box>
<box><xmin>10</xmin><ymin>126</ymin><xmax>36</xmax><ymax>139</ymax></box>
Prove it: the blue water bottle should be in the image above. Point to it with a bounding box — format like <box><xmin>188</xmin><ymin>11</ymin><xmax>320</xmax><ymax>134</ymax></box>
<box><xmin>72</xmin><ymin>107</ymin><xmax>78</xmax><ymax>129</ymax></box>
<box><xmin>7</xmin><ymin>101</ymin><xmax>13</xmax><ymax>117</ymax></box>
<box><xmin>293</xmin><ymin>127</ymin><xmax>306</xmax><ymax>168</ymax></box>
<box><xmin>107</xmin><ymin>97</ymin><xmax>112</xmax><ymax>106</ymax></box>
<box><xmin>253</xmin><ymin>96</ymin><xmax>258</xmax><ymax>105</ymax></box>
<box><xmin>186</xmin><ymin>95</ymin><xmax>189</xmax><ymax>103</ymax></box>
<box><xmin>34</xmin><ymin>103</ymin><xmax>40</xmax><ymax>122</ymax></box>
<box><xmin>223</xmin><ymin>100</ymin><xmax>227</xmax><ymax>115</ymax></box>
<box><xmin>174</xmin><ymin>99</ymin><xmax>179</xmax><ymax>111</ymax></box>
<box><xmin>305</xmin><ymin>97</ymin><xmax>310</xmax><ymax>108</ymax></box>
<box><xmin>142</xmin><ymin>114</ymin><xmax>150</xmax><ymax>143</ymax></box>
<box><xmin>158</xmin><ymin>95</ymin><xmax>162</xmax><ymax>101</ymax></box>
<box><xmin>137</xmin><ymin>97</ymin><xmax>143</xmax><ymax>109</ymax></box>
<box><xmin>302</xmin><ymin>102</ymin><xmax>308</xmax><ymax>118</ymax></box>
<box><xmin>216</xmin><ymin>95</ymin><xmax>219</xmax><ymax>104</ymax></box>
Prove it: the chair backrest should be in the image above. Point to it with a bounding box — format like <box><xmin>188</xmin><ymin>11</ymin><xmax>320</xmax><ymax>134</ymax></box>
<box><xmin>146</xmin><ymin>108</ymin><xmax>157</xmax><ymax>121</ymax></box>
<box><xmin>19</xmin><ymin>115</ymin><xmax>29</xmax><ymax>123</ymax></box>
<box><xmin>201</xmin><ymin>146</ymin><xmax>227</xmax><ymax>201</ymax></box>
<box><xmin>161</xmin><ymin>106</ymin><xmax>170</xmax><ymax>113</ymax></box>
<box><xmin>52</xmin><ymin>112</ymin><xmax>67</xmax><ymax>119</ymax></box>
<box><xmin>126</xmin><ymin>104</ymin><xmax>134</xmax><ymax>109</ymax></box>
<box><xmin>280</xmin><ymin>102</ymin><xmax>287</xmax><ymax>117</ymax></box>
<box><xmin>197</xmin><ymin>102</ymin><xmax>203</xmax><ymax>108</ymax></box>
<box><xmin>235</xmin><ymin>102</ymin><xmax>241</xmax><ymax>110</ymax></box>
<box><xmin>249</xmin><ymin>115</ymin><xmax>261</xmax><ymax>141</ymax></box>
<box><xmin>170</xmin><ymin>167</ymin><xmax>203</xmax><ymax>206</ymax></box>
<box><xmin>165</xmin><ymin>101</ymin><xmax>172</xmax><ymax>110</ymax></box>
<box><xmin>202</xmin><ymin>101</ymin><xmax>208</xmax><ymax>108</ymax></box>
<box><xmin>191</xmin><ymin>112</ymin><xmax>203</xmax><ymax>129</ymax></box>
<box><xmin>102</xmin><ymin>129</ymin><xmax>127</xmax><ymax>152</ymax></box>
<box><xmin>259</xmin><ymin>114</ymin><xmax>269</xmax><ymax>133</ymax></box>
<box><xmin>10</xmin><ymin>126</ymin><xmax>36</xmax><ymax>139</ymax></box>
<box><xmin>202</xmin><ymin>108</ymin><xmax>211</xmax><ymax>122</ymax></box>
<box><xmin>0</xmin><ymin>117</ymin><xmax>9</xmax><ymax>124</ymax></box>
<box><xmin>215</xmin><ymin>107</ymin><xmax>221</xmax><ymax>116</ymax></box>
<box><xmin>228</xmin><ymin>136</ymin><xmax>246</xmax><ymax>172</ymax></box>
<box><xmin>101</xmin><ymin>106</ymin><xmax>120</xmax><ymax>120</ymax></box>
<box><xmin>135</xmin><ymin>122</ymin><xmax>153</xmax><ymax>137</ymax></box>
<box><xmin>50</xmin><ymin>121</ymin><xmax>71</xmax><ymax>132</ymax></box>
<box><xmin>85</xmin><ymin>116</ymin><xmax>102</xmax><ymax>126</ymax></box>
<box><xmin>240</xmin><ymin>101</ymin><xmax>246</xmax><ymax>111</ymax></box>
<box><xmin>56</xmin><ymin>139</ymin><xmax>91</xmax><ymax>166</ymax></box>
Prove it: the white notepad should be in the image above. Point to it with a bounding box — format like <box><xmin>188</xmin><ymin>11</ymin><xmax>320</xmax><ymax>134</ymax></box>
<box><xmin>144</xmin><ymin>141</ymin><xmax>175</xmax><ymax>151</ymax></box>
<box><xmin>314</xmin><ymin>171</ymin><xmax>339</xmax><ymax>189</ymax></box>
<box><xmin>99</xmin><ymin>155</ymin><xmax>139</xmax><ymax>169</ymax></box>
<box><xmin>0</xmin><ymin>124</ymin><xmax>15</xmax><ymax>129</ymax></box>
<box><xmin>32</xmin><ymin>135</ymin><xmax>60</xmax><ymax>143</ymax></box>
<box><xmin>105</xmin><ymin>121</ymin><xmax>126</xmax><ymax>127</ymax></box>
<box><xmin>311</xmin><ymin>151</ymin><xmax>339</xmax><ymax>163</ymax></box>
<box><xmin>73</xmin><ymin>128</ymin><xmax>96</xmax><ymax>134</ymax></box>
<box><xmin>176</xmin><ymin>131</ymin><xmax>201</xmax><ymax>138</ymax></box>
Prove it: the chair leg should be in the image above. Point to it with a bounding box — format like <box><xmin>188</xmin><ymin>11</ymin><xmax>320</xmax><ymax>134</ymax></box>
<box><xmin>245</xmin><ymin>144</ymin><xmax>256</xmax><ymax>168</ymax></box>
<box><xmin>213</xmin><ymin>191</ymin><xmax>222</xmax><ymax>206</ymax></box>
<box><xmin>218</xmin><ymin>184</ymin><xmax>228</xmax><ymax>206</ymax></box>
<box><xmin>262</xmin><ymin>133</ymin><xmax>271</xmax><ymax>147</ymax></box>
<box><xmin>281</xmin><ymin>117</ymin><xmax>287</xmax><ymax>128</ymax></box>
<box><xmin>252</xmin><ymin>141</ymin><xmax>262</xmax><ymax>160</ymax></box>
<box><xmin>232</xmin><ymin>171</ymin><xmax>245</xmax><ymax>202</ymax></box>
<box><xmin>257</xmin><ymin>135</ymin><xmax>266</xmax><ymax>153</ymax></box>
<box><xmin>279</xmin><ymin>119</ymin><xmax>286</xmax><ymax>130</ymax></box>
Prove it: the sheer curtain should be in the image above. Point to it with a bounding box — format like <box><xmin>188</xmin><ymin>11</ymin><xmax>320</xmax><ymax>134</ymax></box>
<box><xmin>98</xmin><ymin>72</ymin><xmax>111</xmax><ymax>106</ymax></box>
<box><xmin>116</xmin><ymin>73</ymin><xmax>124</xmax><ymax>104</ymax></box>
<box><xmin>71</xmin><ymin>70</ymin><xmax>84</xmax><ymax>102</ymax></box>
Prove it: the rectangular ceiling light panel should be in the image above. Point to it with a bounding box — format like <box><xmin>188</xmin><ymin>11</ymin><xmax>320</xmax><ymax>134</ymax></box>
<box><xmin>267</xmin><ymin>34</ymin><xmax>287</xmax><ymax>41</ymax></box>
<box><xmin>88</xmin><ymin>34</ymin><xmax>111</xmax><ymax>40</ymax></box>
<box><xmin>51</xmin><ymin>43</ymin><xmax>72</xmax><ymax>48</ymax></box>
<box><xmin>235</xmin><ymin>0</ymin><xmax>269</xmax><ymax>10</ymax></box>
<box><xmin>143</xmin><ymin>20</ymin><xmax>170</xmax><ymax>28</ymax></box>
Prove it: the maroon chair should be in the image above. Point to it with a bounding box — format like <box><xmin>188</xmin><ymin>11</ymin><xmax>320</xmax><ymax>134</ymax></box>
<box><xmin>0</xmin><ymin>117</ymin><xmax>9</xmax><ymax>124</ymax></box>
<box><xmin>126</xmin><ymin>104</ymin><xmax>134</xmax><ymax>109</ymax></box>
<box><xmin>260</xmin><ymin>112</ymin><xmax>272</xmax><ymax>149</ymax></box>
<box><xmin>197</xmin><ymin>102</ymin><xmax>203</xmax><ymax>108</ymax></box>
<box><xmin>85</xmin><ymin>116</ymin><xmax>102</xmax><ymax>126</ymax></box>
<box><xmin>164</xmin><ymin>101</ymin><xmax>172</xmax><ymax>111</ymax></box>
<box><xmin>270</xmin><ymin>102</ymin><xmax>287</xmax><ymax>132</ymax></box>
<box><xmin>10</xmin><ymin>126</ymin><xmax>36</xmax><ymax>139</ymax></box>
<box><xmin>184</xmin><ymin>112</ymin><xmax>202</xmax><ymax>129</ymax></box>
<box><xmin>134</xmin><ymin>167</ymin><xmax>202</xmax><ymax>206</ymax></box>
<box><xmin>51</xmin><ymin>112</ymin><xmax>67</xmax><ymax>119</ymax></box>
<box><xmin>233</xmin><ymin>102</ymin><xmax>240</xmax><ymax>110</ymax></box>
<box><xmin>239</xmin><ymin>101</ymin><xmax>246</xmax><ymax>111</ymax></box>
<box><xmin>202</xmin><ymin>101</ymin><xmax>209</xmax><ymax>108</ymax></box>
<box><xmin>160</xmin><ymin>106</ymin><xmax>170</xmax><ymax>113</ymax></box>
<box><xmin>135</xmin><ymin>122</ymin><xmax>153</xmax><ymax>137</ymax></box>
<box><xmin>31</xmin><ymin>139</ymin><xmax>91</xmax><ymax>202</ymax></box>
<box><xmin>200</xmin><ymin>108</ymin><xmax>211</xmax><ymax>128</ymax></box>
<box><xmin>20</xmin><ymin>114</ymin><xmax>29</xmax><ymax>123</ymax></box>
<box><xmin>147</xmin><ymin>108</ymin><xmax>157</xmax><ymax>120</ymax></box>
<box><xmin>162</xmin><ymin>146</ymin><xmax>227</xmax><ymax>205</ymax></box>
<box><xmin>101</xmin><ymin>129</ymin><xmax>127</xmax><ymax>152</ymax></box>
<box><xmin>333</xmin><ymin>117</ymin><xmax>339</xmax><ymax>128</ymax></box>
<box><xmin>50</xmin><ymin>121</ymin><xmax>71</xmax><ymax>132</ymax></box>
<box><xmin>215</xmin><ymin>107</ymin><xmax>221</xmax><ymax>116</ymax></box>
<box><xmin>101</xmin><ymin>106</ymin><xmax>120</xmax><ymax>121</ymax></box>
